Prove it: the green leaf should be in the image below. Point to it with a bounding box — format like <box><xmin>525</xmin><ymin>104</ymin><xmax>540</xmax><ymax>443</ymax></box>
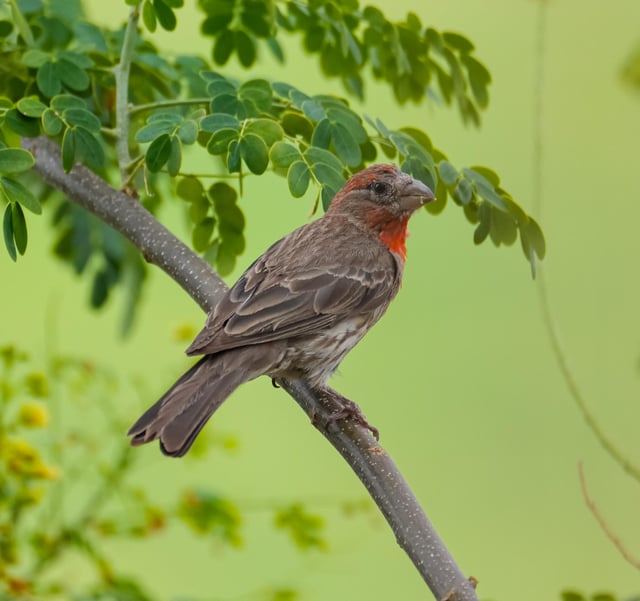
<box><xmin>281</xmin><ymin>111</ymin><xmax>313</xmax><ymax>139</ymax></box>
<box><xmin>1</xmin><ymin>177</ymin><xmax>41</xmax><ymax>214</ymax></box>
<box><xmin>311</xmin><ymin>118</ymin><xmax>331</xmax><ymax>149</ymax></box>
<box><xmin>57</xmin><ymin>58</ymin><xmax>90</xmax><ymax>91</ymax></box>
<box><xmin>270</xmin><ymin>141</ymin><xmax>301</xmax><ymax>169</ymax></box>
<box><xmin>489</xmin><ymin>205</ymin><xmax>517</xmax><ymax>246</ymax></box>
<box><xmin>560</xmin><ymin>592</ymin><xmax>586</xmax><ymax>601</ymax></box>
<box><xmin>61</xmin><ymin>127</ymin><xmax>76</xmax><ymax>172</ymax></box>
<box><xmin>9</xmin><ymin>0</ymin><xmax>34</xmax><ymax>46</ymax></box>
<box><xmin>200</xmin><ymin>113</ymin><xmax>240</xmax><ymax>133</ymax></box>
<box><xmin>42</xmin><ymin>109</ymin><xmax>63</xmax><ymax>136</ymax></box>
<box><xmin>206</xmin><ymin>128</ymin><xmax>238</xmax><ymax>155</ymax></box>
<box><xmin>142</xmin><ymin>0</ymin><xmax>157</xmax><ymax>32</ymax></box>
<box><xmin>167</xmin><ymin>135</ymin><xmax>182</xmax><ymax>176</ymax></box>
<box><xmin>37</xmin><ymin>61</ymin><xmax>62</xmax><ymax>97</ymax></box>
<box><xmin>63</xmin><ymin>108</ymin><xmax>101</xmax><ymax>133</ymax></box>
<box><xmin>287</xmin><ymin>161</ymin><xmax>310</xmax><ymax>198</ymax></box>
<box><xmin>238</xmin><ymin>79</ymin><xmax>272</xmax><ymax>115</ymax></box>
<box><xmin>311</xmin><ymin>162</ymin><xmax>345</xmax><ymax>199</ymax></box>
<box><xmin>330</xmin><ymin>121</ymin><xmax>361</xmax><ymax>166</ymax></box>
<box><xmin>192</xmin><ymin>217</ymin><xmax>215</xmax><ymax>252</ymax></box>
<box><xmin>51</xmin><ymin>94</ymin><xmax>86</xmax><ymax>111</ymax></box>
<box><xmin>177</xmin><ymin>176</ymin><xmax>205</xmax><ymax>203</ymax></box>
<box><xmin>305</xmin><ymin>146</ymin><xmax>344</xmax><ymax>174</ymax></box>
<box><xmin>16</xmin><ymin>97</ymin><xmax>47</xmax><ymax>118</ymax></box>
<box><xmin>239</xmin><ymin>133</ymin><xmax>269</xmax><ymax>174</ymax></box>
<box><xmin>443</xmin><ymin>31</ymin><xmax>474</xmax><ymax>53</ymax></box>
<box><xmin>145</xmin><ymin>133</ymin><xmax>172</xmax><ymax>172</ymax></box>
<box><xmin>22</xmin><ymin>49</ymin><xmax>50</xmax><ymax>68</ymax></box>
<box><xmin>227</xmin><ymin>139</ymin><xmax>241</xmax><ymax>172</ymax></box>
<box><xmin>438</xmin><ymin>160</ymin><xmax>458</xmax><ymax>186</ymax></box>
<box><xmin>469</xmin><ymin>165</ymin><xmax>500</xmax><ymax>186</ymax></box>
<box><xmin>464</xmin><ymin>168</ymin><xmax>506</xmax><ymax>211</ymax></box>
<box><xmin>235</xmin><ymin>29</ymin><xmax>256</xmax><ymax>68</ymax></box>
<box><xmin>4</xmin><ymin>109</ymin><xmax>40</xmax><ymax>137</ymax></box>
<box><xmin>454</xmin><ymin>178</ymin><xmax>472</xmax><ymax>205</ymax></box>
<box><xmin>90</xmin><ymin>269</ymin><xmax>110</xmax><ymax>308</ymax></box>
<box><xmin>473</xmin><ymin>203</ymin><xmax>491</xmax><ymax>245</ymax></box>
<box><xmin>135</xmin><ymin>120</ymin><xmax>176</xmax><ymax>142</ymax></box>
<box><xmin>244</xmin><ymin>119</ymin><xmax>283</xmax><ymax>147</ymax></box>
<box><xmin>211</xmin><ymin>93</ymin><xmax>239</xmax><ymax>115</ymax></box>
<box><xmin>74</xmin><ymin>127</ymin><xmax>105</xmax><ymax>169</ymax></box>
<box><xmin>213</xmin><ymin>29</ymin><xmax>235</xmax><ymax>65</ymax></box>
<box><xmin>3</xmin><ymin>203</ymin><xmax>16</xmax><ymax>261</ymax></box>
<box><xmin>0</xmin><ymin>20</ymin><xmax>13</xmax><ymax>37</ymax></box>
<box><xmin>177</xmin><ymin>120</ymin><xmax>198</xmax><ymax>144</ymax></box>
<box><xmin>11</xmin><ymin>201</ymin><xmax>27</xmax><ymax>255</ymax></box>
<box><xmin>0</xmin><ymin>149</ymin><xmax>34</xmax><ymax>174</ymax></box>
<box><xmin>153</xmin><ymin>0</ymin><xmax>177</xmax><ymax>31</ymax></box>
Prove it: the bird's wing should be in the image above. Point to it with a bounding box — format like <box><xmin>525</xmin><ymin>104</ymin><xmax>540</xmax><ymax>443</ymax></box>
<box><xmin>186</xmin><ymin>223</ymin><xmax>401</xmax><ymax>356</ymax></box>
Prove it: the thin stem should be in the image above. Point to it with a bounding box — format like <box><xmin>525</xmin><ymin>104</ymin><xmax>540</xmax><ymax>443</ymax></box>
<box><xmin>531</xmin><ymin>1</ymin><xmax>640</xmax><ymax>483</ymax></box>
<box><xmin>578</xmin><ymin>462</ymin><xmax>640</xmax><ymax>570</ymax></box>
<box><xmin>129</xmin><ymin>97</ymin><xmax>211</xmax><ymax>117</ymax></box>
<box><xmin>114</xmin><ymin>5</ymin><xmax>140</xmax><ymax>187</ymax></box>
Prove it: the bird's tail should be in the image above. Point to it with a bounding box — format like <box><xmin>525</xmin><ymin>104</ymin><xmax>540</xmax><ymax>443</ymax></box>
<box><xmin>127</xmin><ymin>348</ymin><xmax>267</xmax><ymax>457</ymax></box>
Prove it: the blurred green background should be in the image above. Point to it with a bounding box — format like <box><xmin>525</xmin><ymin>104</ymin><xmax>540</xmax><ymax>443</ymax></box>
<box><xmin>3</xmin><ymin>1</ymin><xmax>640</xmax><ymax>600</ymax></box>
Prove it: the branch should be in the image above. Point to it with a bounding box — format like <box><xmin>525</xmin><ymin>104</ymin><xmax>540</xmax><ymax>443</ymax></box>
<box><xmin>22</xmin><ymin>135</ymin><xmax>480</xmax><ymax>601</ymax></box>
<box><xmin>114</xmin><ymin>5</ymin><xmax>140</xmax><ymax>185</ymax></box>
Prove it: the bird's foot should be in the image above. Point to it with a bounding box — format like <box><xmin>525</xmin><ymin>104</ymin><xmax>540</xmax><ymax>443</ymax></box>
<box><xmin>324</xmin><ymin>392</ymin><xmax>379</xmax><ymax>440</ymax></box>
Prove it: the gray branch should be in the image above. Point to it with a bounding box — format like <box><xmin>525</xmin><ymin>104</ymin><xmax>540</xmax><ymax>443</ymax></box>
<box><xmin>22</xmin><ymin>135</ymin><xmax>479</xmax><ymax>601</ymax></box>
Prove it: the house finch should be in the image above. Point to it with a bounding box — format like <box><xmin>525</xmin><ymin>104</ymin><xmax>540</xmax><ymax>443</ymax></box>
<box><xmin>128</xmin><ymin>164</ymin><xmax>434</xmax><ymax>456</ymax></box>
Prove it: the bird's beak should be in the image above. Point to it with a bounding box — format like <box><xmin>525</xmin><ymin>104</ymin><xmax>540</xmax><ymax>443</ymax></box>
<box><xmin>399</xmin><ymin>178</ymin><xmax>435</xmax><ymax>211</ymax></box>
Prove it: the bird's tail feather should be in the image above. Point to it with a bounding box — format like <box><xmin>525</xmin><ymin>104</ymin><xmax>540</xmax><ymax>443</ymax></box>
<box><xmin>127</xmin><ymin>350</ymin><xmax>262</xmax><ymax>457</ymax></box>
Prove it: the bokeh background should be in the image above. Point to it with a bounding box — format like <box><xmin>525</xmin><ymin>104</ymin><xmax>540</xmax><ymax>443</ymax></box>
<box><xmin>3</xmin><ymin>1</ymin><xmax>640</xmax><ymax>600</ymax></box>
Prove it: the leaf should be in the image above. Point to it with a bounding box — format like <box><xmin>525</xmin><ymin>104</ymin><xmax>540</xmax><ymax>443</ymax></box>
<box><xmin>438</xmin><ymin>160</ymin><xmax>458</xmax><ymax>186</ymax></box>
<box><xmin>152</xmin><ymin>0</ymin><xmax>177</xmax><ymax>31</ymax></box>
<box><xmin>61</xmin><ymin>127</ymin><xmax>76</xmax><ymax>172</ymax></box>
<box><xmin>213</xmin><ymin>29</ymin><xmax>235</xmax><ymax>65</ymax></box>
<box><xmin>4</xmin><ymin>109</ymin><xmax>40</xmax><ymax>137</ymax></box>
<box><xmin>1</xmin><ymin>177</ymin><xmax>41</xmax><ymax>214</ymax></box>
<box><xmin>3</xmin><ymin>203</ymin><xmax>16</xmax><ymax>261</ymax></box>
<box><xmin>227</xmin><ymin>139</ymin><xmax>241</xmax><ymax>172</ymax></box>
<box><xmin>63</xmin><ymin>108</ymin><xmax>101</xmax><ymax>133</ymax></box>
<box><xmin>74</xmin><ymin>127</ymin><xmax>105</xmax><ymax>169</ymax></box>
<box><xmin>287</xmin><ymin>161</ymin><xmax>310</xmax><ymax>198</ymax></box>
<box><xmin>57</xmin><ymin>58</ymin><xmax>90</xmax><ymax>91</ymax></box>
<box><xmin>464</xmin><ymin>168</ymin><xmax>507</xmax><ymax>211</ymax></box>
<box><xmin>177</xmin><ymin>176</ymin><xmax>205</xmax><ymax>203</ymax></box>
<box><xmin>0</xmin><ymin>20</ymin><xmax>12</xmax><ymax>37</ymax></box>
<box><xmin>235</xmin><ymin>29</ymin><xmax>256</xmax><ymax>67</ymax></box>
<box><xmin>16</xmin><ymin>97</ymin><xmax>47</xmax><ymax>118</ymax></box>
<box><xmin>281</xmin><ymin>111</ymin><xmax>313</xmax><ymax>139</ymax></box>
<box><xmin>454</xmin><ymin>178</ymin><xmax>472</xmax><ymax>205</ymax></box>
<box><xmin>192</xmin><ymin>217</ymin><xmax>215</xmax><ymax>252</ymax></box>
<box><xmin>305</xmin><ymin>146</ymin><xmax>344</xmax><ymax>175</ymax></box>
<box><xmin>443</xmin><ymin>31</ymin><xmax>474</xmax><ymax>53</ymax></box>
<box><xmin>0</xmin><ymin>149</ymin><xmax>34</xmax><ymax>174</ymax></box>
<box><xmin>206</xmin><ymin>128</ymin><xmax>238</xmax><ymax>155</ymax></box>
<box><xmin>145</xmin><ymin>133</ymin><xmax>172</xmax><ymax>172</ymax></box>
<box><xmin>311</xmin><ymin>118</ymin><xmax>331</xmax><ymax>149</ymax></box>
<box><xmin>239</xmin><ymin>133</ymin><xmax>269</xmax><ymax>174</ymax></box>
<box><xmin>238</xmin><ymin>79</ymin><xmax>272</xmax><ymax>115</ymax></box>
<box><xmin>560</xmin><ymin>592</ymin><xmax>586</xmax><ymax>601</ymax></box>
<box><xmin>135</xmin><ymin>119</ymin><xmax>176</xmax><ymax>142</ymax></box>
<box><xmin>51</xmin><ymin>94</ymin><xmax>86</xmax><ymax>111</ymax></box>
<box><xmin>244</xmin><ymin>119</ymin><xmax>283</xmax><ymax>147</ymax></box>
<box><xmin>41</xmin><ymin>109</ymin><xmax>63</xmax><ymax>136</ymax></box>
<box><xmin>167</xmin><ymin>135</ymin><xmax>182</xmax><ymax>176</ymax></box>
<box><xmin>11</xmin><ymin>202</ymin><xmax>27</xmax><ymax>255</ymax></box>
<box><xmin>330</xmin><ymin>121</ymin><xmax>361</xmax><ymax>166</ymax></box>
<box><xmin>270</xmin><ymin>141</ymin><xmax>302</xmax><ymax>169</ymax></box>
<box><xmin>200</xmin><ymin>113</ymin><xmax>240</xmax><ymax>133</ymax></box>
<box><xmin>141</xmin><ymin>0</ymin><xmax>157</xmax><ymax>32</ymax></box>
<box><xmin>177</xmin><ymin>120</ymin><xmax>198</xmax><ymax>144</ymax></box>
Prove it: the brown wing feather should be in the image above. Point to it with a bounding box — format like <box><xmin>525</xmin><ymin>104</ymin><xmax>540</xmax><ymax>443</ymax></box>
<box><xmin>186</xmin><ymin>217</ymin><xmax>402</xmax><ymax>357</ymax></box>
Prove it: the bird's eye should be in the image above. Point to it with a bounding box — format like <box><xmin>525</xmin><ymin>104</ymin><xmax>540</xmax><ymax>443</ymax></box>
<box><xmin>371</xmin><ymin>181</ymin><xmax>388</xmax><ymax>195</ymax></box>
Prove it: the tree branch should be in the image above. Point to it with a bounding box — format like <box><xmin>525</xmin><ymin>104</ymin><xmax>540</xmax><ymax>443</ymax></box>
<box><xmin>22</xmin><ymin>135</ymin><xmax>480</xmax><ymax>601</ymax></box>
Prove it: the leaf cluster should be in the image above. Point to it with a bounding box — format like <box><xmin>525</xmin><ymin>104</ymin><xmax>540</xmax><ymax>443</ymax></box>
<box><xmin>0</xmin><ymin>0</ymin><xmax>544</xmax><ymax>328</ymax></box>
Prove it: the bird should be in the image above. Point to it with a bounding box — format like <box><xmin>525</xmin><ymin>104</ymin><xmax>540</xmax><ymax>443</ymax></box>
<box><xmin>128</xmin><ymin>164</ymin><xmax>434</xmax><ymax>457</ymax></box>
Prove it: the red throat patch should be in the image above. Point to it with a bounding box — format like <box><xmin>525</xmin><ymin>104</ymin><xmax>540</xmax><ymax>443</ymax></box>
<box><xmin>378</xmin><ymin>216</ymin><xmax>410</xmax><ymax>262</ymax></box>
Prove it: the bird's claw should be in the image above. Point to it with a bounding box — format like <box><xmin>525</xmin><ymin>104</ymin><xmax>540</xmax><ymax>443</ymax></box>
<box><xmin>325</xmin><ymin>397</ymin><xmax>379</xmax><ymax>440</ymax></box>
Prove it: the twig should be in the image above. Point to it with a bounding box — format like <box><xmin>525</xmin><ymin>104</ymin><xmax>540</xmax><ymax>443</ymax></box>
<box><xmin>22</xmin><ymin>135</ymin><xmax>480</xmax><ymax>601</ymax></box>
<box><xmin>531</xmin><ymin>0</ymin><xmax>640</xmax><ymax>483</ymax></box>
<box><xmin>129</xmin><ymin>97</ymin><xmax>211</xmax><ymax>117</ymax></box>
<box><xmin>578</xmin><ymin>462</ymin><xmax>640</xmax><ymax>570</ymax></box>
<box><xmin>114</xmin><ymin>6</ymin><xmax>140</xmax><ymax>186</ymax></box>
